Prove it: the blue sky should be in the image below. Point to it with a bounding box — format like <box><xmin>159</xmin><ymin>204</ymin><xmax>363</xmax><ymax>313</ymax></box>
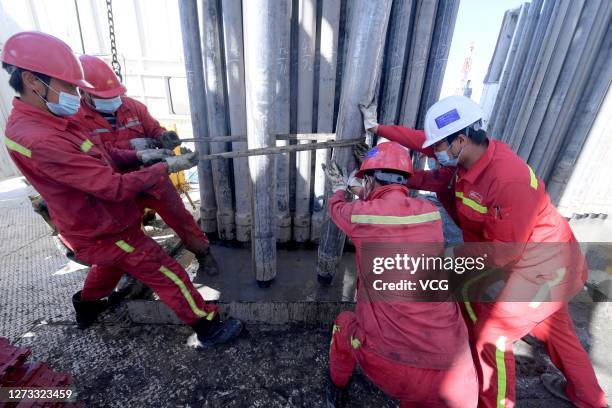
<box><xmin>440</xmin><ymin>0</ymin><xmax>527</xmax><ymax>102</ymax></box>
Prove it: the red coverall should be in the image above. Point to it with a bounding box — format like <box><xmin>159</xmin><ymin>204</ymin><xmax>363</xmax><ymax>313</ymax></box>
<box><xmin>377</xmin><ymin>125</ymin><xmax>606</xmax><ymax>408</ymax></box>
<box><xmin>4</xmin><ymin>99</ymin><xmax>216</xmax><ymax>325</ymax></box>
<box><xmin>328</xmin><ymin>185</ymin><xmax>478</xmax><ymax>408</ymax></box>
<box><xmin>73</xmin><ymin>96</ymin><xmax>209</xmax><ymax>255</ymax></box>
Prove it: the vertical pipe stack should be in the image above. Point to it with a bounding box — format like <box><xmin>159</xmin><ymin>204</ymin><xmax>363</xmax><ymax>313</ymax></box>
<box><xmin>317</xmin><ymin>0</ymin><xmax>393</xmax><ymax>280</ymax></box>
<box><xmin>488</xmin><ymin>0</ymin><xmax>542</xmax><ymax>137</ymax></box>
<box><xmin>484</xmin><ymin>3</ymin><xmax>530</xmax><ymax>129</ymax></box>
<box><xmin>379</xmin><ymin>0</ymin><xmax>414</xmax><ymax>128</ymax></box>
<box><xmin>177</xmin><ymin>0</ymin><xmax>218</xmax><ymax>233</ymax></box>
<box><xmin>221</xmin><ymin>0</ymin><xmax>251</xmax><ymax>242</ymax></box>
<box><xmin>510</xmin><ymin>0</ymin><xmax>575</xmax><ymax>154</ymax></box>
<box><xmin>417</xmin><ymin>0</ymin><xmax>460</xmax><ymax>128</ymax></box>
<box><xmin>243</xmin><ymin>0</ymin><xmax>279</xmax><ymax>284</ymax></box>
<box><xmin>200</xmin><ymin>0</ymin><xmax>235</xmax><ymax>240</ymax></box>
<box><xmin>500</xmin><ymin>0</ymin><xmax>554</xmax><ymax>144</ymax></box>
<box><xmin>311</xmin><ymin>0</ymin><xmax>341</xmax><ymax>242</ymax></box>
<box><xmin>179</xmin><ymin>0</ymin><xmax>462</xmax><ymax>283</ymax></box>
<box><xmin>294</xmin><ymin>0</ymin><xmax>317</xmax><ymax>242</ymax></box>
<box><xmin>530</xmin><ymin>0</ymin><xmax>610</xmax><ymax>178</ymax></box>
<box><xmin>399</xmin><ymin>0</ymin><xmax>438</xmax><ymax>128</ymax></box>
<box><xmin>275</xmin><ymin>0</ymin><xmax>293</xmax><ymax>244</ymax></box>
<box><xmin>484</xmin><ymin>0</ymin><xmax>612</xmax><ymax>214</ymax></box>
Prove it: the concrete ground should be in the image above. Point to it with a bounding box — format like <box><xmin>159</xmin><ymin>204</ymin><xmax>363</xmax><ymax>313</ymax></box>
<box><xmin>1</xmin><ymin>176</ymin><xmax>611</xmax><ymax>407</ymax></box>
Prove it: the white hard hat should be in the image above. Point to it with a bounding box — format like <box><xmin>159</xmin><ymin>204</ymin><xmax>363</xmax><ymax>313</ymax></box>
<box><xmin>423</xmin><ymin>95</ymin><xmax>484</xmax><ymax>148</ymax></box>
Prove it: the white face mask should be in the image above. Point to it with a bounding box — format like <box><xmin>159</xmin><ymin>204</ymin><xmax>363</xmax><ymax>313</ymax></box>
<box><xmin>35</xmin><ymin>81</ymin><xmax>81</xmax><ymax>117</ymax></box>
<box><xmin>435</xmin><ymin>139</ymin><xmax>463</xmax><ymax>167</ymax></box>
<box><xmin>93</xmin><ymin>96</ymin><xmax>123</xmax><ymax>114</ymax></box>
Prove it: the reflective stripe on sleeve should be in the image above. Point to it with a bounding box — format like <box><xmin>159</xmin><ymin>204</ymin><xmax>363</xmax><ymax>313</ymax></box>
<box><xmin>350</xmin><ymin>336</ymin><xmax>361</xmax><ymax>349</ymax></box>
<box><xmin>455</xmin><ymin>191</ymin><xmax>488</xmax><ymax>214</ymax></box>
<box><xmin>527</xmin><ymin>165</ymin><xmax>538</xmax><ymax>190</ymax></box>
<box><xmin>4</xmin><ymin>138</ymin><xmax>32</xmax><ymax>158</ymax></box>
<box><xmin>115</xmin><ymin>240</ymin><xmax>135</xmax><ymax>253</ymax></box>
<box><xmin>117</xmin><ymin>120</ymin><xmax>142</xmax><ymax>130</ymax></box>
<box><xmin>351</xmin><ymin>211</ymin><xmax>441</xmax><ymax>225</ymax></box>
<box><xmin>80</xmin><ymin>139</ymin><xmax>94</xmax><ymax>153</ymax></box>
<box><xmin>159</xmin><ymin>265</ymin><xmax>213</xmax><ymax>320</ymax></box>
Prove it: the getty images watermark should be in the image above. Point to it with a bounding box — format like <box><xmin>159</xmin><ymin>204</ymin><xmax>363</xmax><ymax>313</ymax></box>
<box><xmin>371</xmin><ymin>253</ymin><xmax>487</xmax><ymax>292</ymax></box>
<box><xmin>358</xmin><ymin>242</ymin><xmax>594</xmax><ymax>303</ymax></box>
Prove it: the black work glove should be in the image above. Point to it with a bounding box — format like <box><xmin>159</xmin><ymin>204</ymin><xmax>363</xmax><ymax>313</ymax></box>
<box><xmin>160</xmin><ymin>130</ymin><xmax>182</xmax><ymax>150</ymax></box>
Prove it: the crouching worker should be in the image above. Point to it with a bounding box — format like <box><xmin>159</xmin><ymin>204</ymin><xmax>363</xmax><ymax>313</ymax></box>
<box><xmin>1</xmin><ymin>31</ymin><xmax>242</xmax><ymax>348</ymax></box>
<box><xmin>322</xmin><ymin>142</ymin><xmax>477</xmax><ymax>407</ymax></box>
<box><xmin>74</xmin><ymin>54</ymin><xmax>219</xmax><ymax>280</ymax></box>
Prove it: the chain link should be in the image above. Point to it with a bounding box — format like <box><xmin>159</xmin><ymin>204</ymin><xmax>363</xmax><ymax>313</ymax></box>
<box><xmin>106</xmin><ymin>0</ymin><xmax>122</xmax><ymax>82</ymax></box>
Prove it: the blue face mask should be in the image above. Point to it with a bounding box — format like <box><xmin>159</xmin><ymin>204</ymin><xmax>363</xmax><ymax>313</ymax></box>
<box><xmin>93</xmin><ymin>96</ymin><xmax>122</xmax><ymax>114</ymax></box>
<box><xmin>435</xmin><ymin>141</ymin><xmax>463</xmax><ymax>167</ymax></box>
<box><xmin>36</xmin><ymin>81</ymin><xmax>81</xmax><ymax>117</ymax></box>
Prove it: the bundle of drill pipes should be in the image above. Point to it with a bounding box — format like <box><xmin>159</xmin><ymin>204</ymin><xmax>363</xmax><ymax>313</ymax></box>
<box><xmin>181</xmin><ymin>134</ymin><xmax>364</xmax><ymax>161</ymax></box>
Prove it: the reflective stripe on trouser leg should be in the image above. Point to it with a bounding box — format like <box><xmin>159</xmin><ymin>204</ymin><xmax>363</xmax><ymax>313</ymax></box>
<box><xmin>158</xmin><ymin>265</ymin><xmax>214</xmax><ymax>321</ymax></box>
<box><xmin>329</xmin><ymin>313</ymin><xmax>357</xmax><ymax>388</ymax></box>
<box><xmin>495</xmin><ymin>336</ymin><xmax>508</xmax><ymax>408</ymax></box>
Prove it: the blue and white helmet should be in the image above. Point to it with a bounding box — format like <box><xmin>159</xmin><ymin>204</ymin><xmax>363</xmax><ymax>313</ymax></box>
<box><xmin>423</xmin><ymin>95</ymin><xmax>484</xmax><ymax>148</ymax></box>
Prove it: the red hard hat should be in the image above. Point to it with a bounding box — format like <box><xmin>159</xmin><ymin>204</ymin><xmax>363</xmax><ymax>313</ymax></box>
<box><xmin>355</xmin><ymin>141</ymin><xmax>413</xmax><ymax>178</ymax></box>
<box><xmin>79</xmin><ymin>54</ymin><xmax>126</xmax><ymax>98</ymax></box>
<box><xmin>0</xmin><ymin>31</ymin><xmax>92</xmax><ymax>88</ymax></box>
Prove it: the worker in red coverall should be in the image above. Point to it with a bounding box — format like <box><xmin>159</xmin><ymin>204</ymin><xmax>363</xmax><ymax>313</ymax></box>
<box><xmin>72</xmin><ymin>54</ymin><xmax>218</xmax><ymax>280</ymax></box>
<box><xmin>359</xmin><ymin>95</ymin><xmax>606</xmax><ymax>408</ymax></box>
<box><xmin>322</xmin><ymin>141</ymin><xmax>478</xmax><ymax>408</ymax></box>
<box><xmin>1</xmin><ymin>31</ymin><xmax>242</xmax><ymax>348</ymax></box>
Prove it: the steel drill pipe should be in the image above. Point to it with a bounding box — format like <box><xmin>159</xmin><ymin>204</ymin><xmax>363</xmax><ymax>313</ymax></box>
<box><xmin>177</xmin><ymin>0</ymin><xmax>218</xmax><ymax>233</ymax></box>
<box><xmin>243</xmin><ymin>0</ymin><xmax>281</xmax><ymax>284</ymax></box>
<box><xmin>311</xmin><ymin>0</ymin><xmax>341</xmax><ymax>243</ymax></box>
<box><xmin>200</xmin><ymin>0</ymin><xmax>236</xmax><ymax>240</ymax></box>
<box><xmin>274</xmin><ymin>0</ymin><xmax>292</xmax><ymax>244</ymax></box>
<box><xmin>222</xmin><ymin>0</ymin><xmax>252</xmax><ymax>242</ymax></box>
<box><xmin>317</xmin><ymin>0</ymin><xmax>393</xmax><ymax>281</ymax></box>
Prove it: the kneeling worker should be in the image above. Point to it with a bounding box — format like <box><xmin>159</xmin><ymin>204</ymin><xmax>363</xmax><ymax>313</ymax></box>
<box><xmin>1</xmin><ymin>31</ymin><xmax>241</xmax><ymax>347</ymax></box>
<box><xmin>323</xmin><ymin>141</ymin><xmax>477</xmax><ymax>407</ymax></box>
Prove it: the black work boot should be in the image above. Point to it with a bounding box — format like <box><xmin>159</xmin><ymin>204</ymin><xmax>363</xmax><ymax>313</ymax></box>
<box><xmin>72</xmin><ymin>291</ymin><xmax>109</xmax><ymax>329</ymax></box>
<box><xmin>194</xmin><ymin>248</ymin><xmax>220</xmax><ymax>283</ymax></box>
<box><xmin>325</xmin><ymin>375</ymin><xmax>349</xmax><ymax>408</ymax></box>
<box><xmin>188</xmin><ymin>315</ymin><xmax>243</xmax><ymax>348</ymax></box>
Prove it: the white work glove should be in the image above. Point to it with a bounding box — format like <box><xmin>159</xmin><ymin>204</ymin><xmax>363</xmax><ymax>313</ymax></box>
<box><xmin>322</xmin><ymin>160</ymin><xmax>348</xmax><ymax>193</ymax></box>
<box><xmin>353</xmin><ymin>142</ymin><xmax>370</xmax><ymax>165</ymax></box>
<box><xmin>164</xmin><ymin>150</ymin><xmax>199</xmax><ymax>173</ymax></box>
<box><xmin>359</xmin><ymin>102</ymin><xmax>379</xmax><ymax>133</ymax></box>
<box><xmin>137</xmin><ymin>148</ymin><xmax>175</xmax><ymax>165</ymax></box>
<box><xmin>130</xmin><ymin>137</ymin><xmax>161</xmax><ymax>151</ymax></box>
<box><xmin>159</xmin><ymin>130</ymin><xmax>182</xmax><ymax>150</ymax></box>
<box><xmin>348</xmin><ymin>169</ymin><xmax>364</xmax><ymax>197</ymax></box>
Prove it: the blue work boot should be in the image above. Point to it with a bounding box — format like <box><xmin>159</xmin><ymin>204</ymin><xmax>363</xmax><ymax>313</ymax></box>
<box><xmin>188</xmin><ymin>316</ymin><xmax>243</xmax><ymax>348</ymax></box>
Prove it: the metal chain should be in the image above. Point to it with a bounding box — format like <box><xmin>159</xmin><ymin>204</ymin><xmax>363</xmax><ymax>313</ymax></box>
<box><xmin>106</xmin><ymin>0</ymin><xmax>123</xmax><ymax>82</ymax></box>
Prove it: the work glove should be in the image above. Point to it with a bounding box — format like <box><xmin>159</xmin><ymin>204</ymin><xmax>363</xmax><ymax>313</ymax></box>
<box><xmin>353</xmin><ymin>141</ymin><xmax>370</xmax><ymax>164</ymax></box>
<box><xmin>160</xmin><ymin>130</ymin><xmax>182</xmax><ymax>150</ymax></box>
<box><xmin>347</xmin><ymin>169</ymin><xmax>364</xmax><ymax>197</ymax></box>
<box><xmin>359</xmin><ymin>102</ymin><xmax>379</xmax><ymax>133</ymax></box>
<box><xmin>137</xmin><ymin>148</ymin><xmax>175</xmax><ymax>165</ymax></box>
<box><xmin>164</xmin><ymin>150</ymin><xmax>199</xmax><ymax>173</ymax></box>
<box><xmin>322</xmin><ymin>160</ymin><xmax>348</xmax><ymax>193</ymax></box>
<box><xmin>130</xmin><ymin>137</ymin><xmax>161</xmax><ymax>151</ymax></box>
